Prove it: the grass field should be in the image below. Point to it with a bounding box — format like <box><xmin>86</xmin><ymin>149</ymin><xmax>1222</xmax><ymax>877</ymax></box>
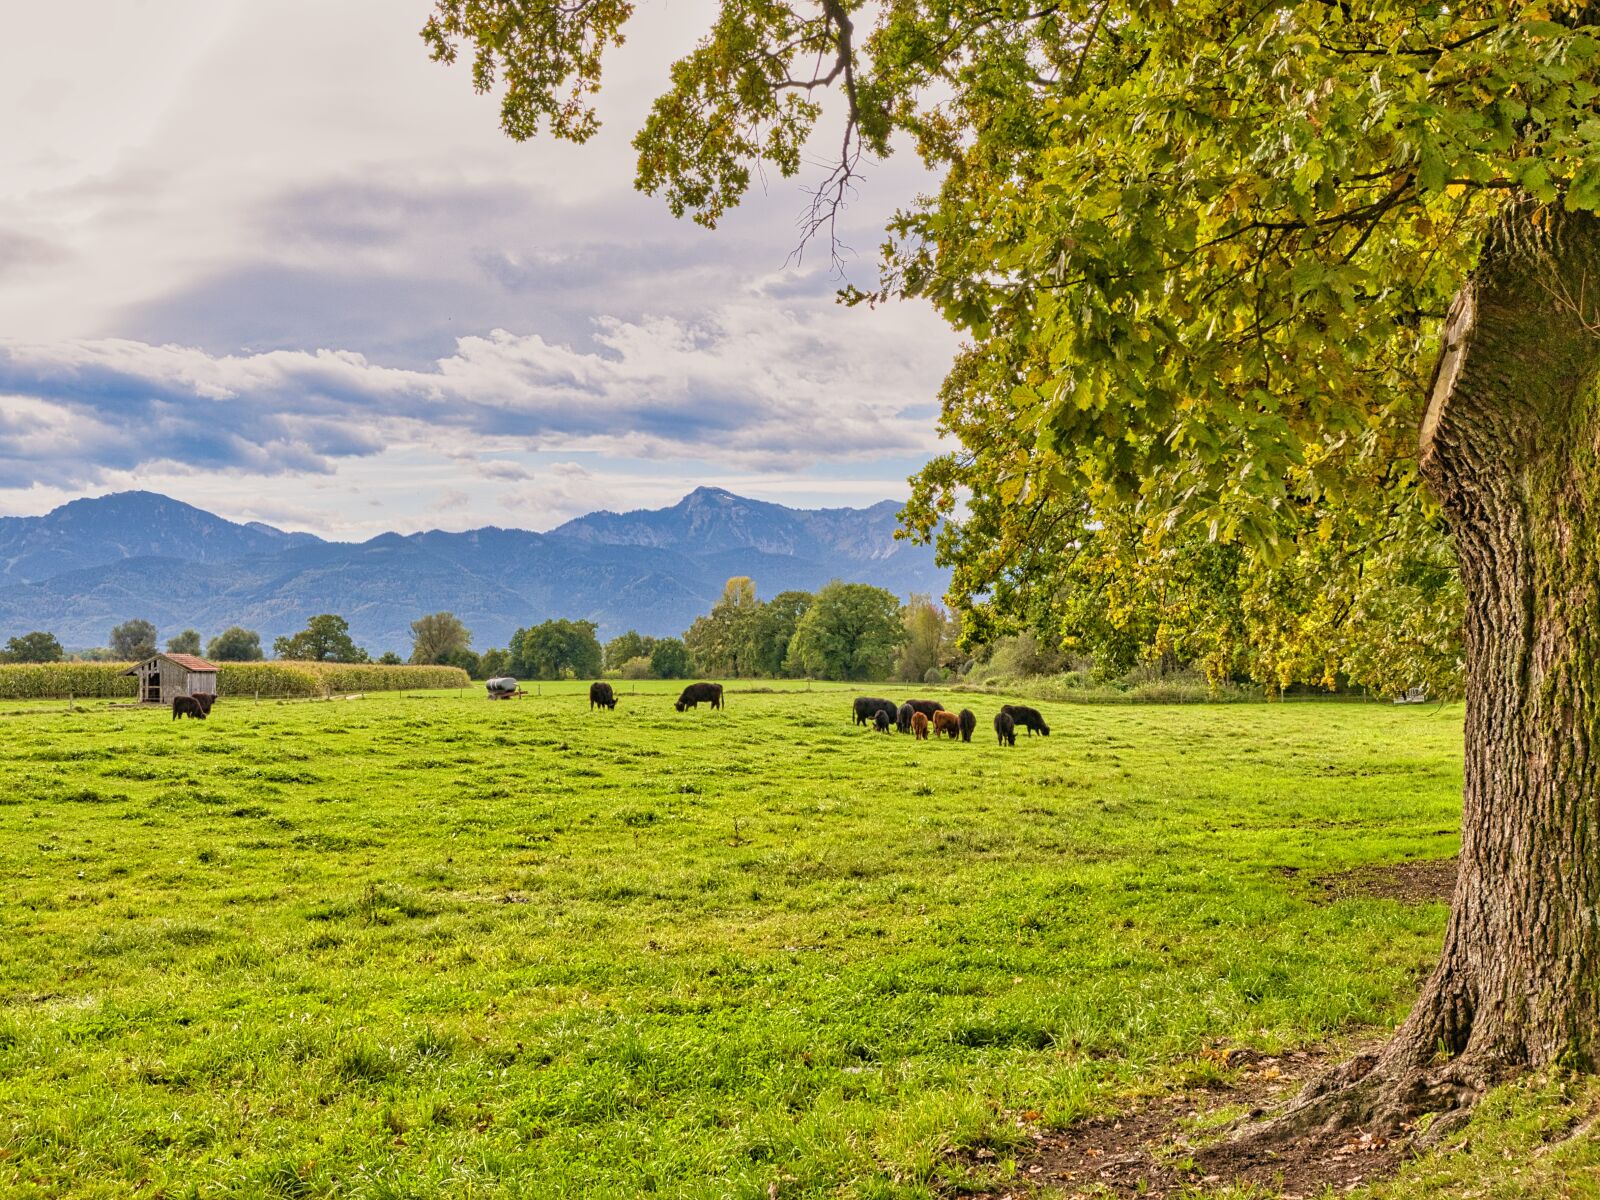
<box><xmin>1</xmin><ymin>683</ymin><xmax>1593</xmax><ymax>1198</ymax></box>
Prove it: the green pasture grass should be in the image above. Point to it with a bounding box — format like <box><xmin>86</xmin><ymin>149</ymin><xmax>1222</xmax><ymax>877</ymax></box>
<box><xmin>0</xmin><ymin>684</ymin><xmax>1576</xmax><ymax>1198</ymax></box>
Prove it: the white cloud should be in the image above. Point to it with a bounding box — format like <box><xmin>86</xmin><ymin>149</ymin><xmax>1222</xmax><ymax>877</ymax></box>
<box><xmin>0</xmin><ymin>288</ymin><xmax>951</xmax><ymax>490</ymax></box>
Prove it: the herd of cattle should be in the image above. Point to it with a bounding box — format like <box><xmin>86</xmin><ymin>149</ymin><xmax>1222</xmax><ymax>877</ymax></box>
<box><xmin>849</xmin><ymin>694</ymin><xmax>1049</xmax><ymax>746</ymax></box>
<box><xmin>586</xmin><ymin>680</ymin><xmax>1047</xmax><ymax>746</ymax></box>
<box><xmin>170</xmin><ymin>679</ymin><xmax>1044</xmax><ymax>748</ymax></box>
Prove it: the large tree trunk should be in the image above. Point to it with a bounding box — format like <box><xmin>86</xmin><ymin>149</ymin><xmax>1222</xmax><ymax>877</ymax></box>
<box><xmin>1269</xmin><ymin>200</ymin><xmax>1600</xmax><ymax>1136</ymax></box>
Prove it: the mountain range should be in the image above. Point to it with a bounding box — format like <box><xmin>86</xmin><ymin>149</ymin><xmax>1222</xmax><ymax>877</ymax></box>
<box><xmin>0</xmin><ymin>489</ymin><xmax>948</xmax><ymax>653</ymax></box>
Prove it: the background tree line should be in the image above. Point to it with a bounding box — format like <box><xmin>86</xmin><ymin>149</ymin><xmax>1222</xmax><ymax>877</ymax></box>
<box><xmin>1</xmin><ymin>578</ymin><xmax>963</xmax><ymax>685</ymax></box>
<box><xmin>6</xmin><ymin>569</ymin><xmax>1450</xmax><ymax>694</ymax></box>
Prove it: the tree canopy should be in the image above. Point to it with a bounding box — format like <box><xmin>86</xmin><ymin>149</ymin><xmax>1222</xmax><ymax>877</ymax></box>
<box><xmin>785</xmin><ymin>581</ymin><xmax>904</xmax><ymax>680</ymax></box>
<box><xmin>648</xmin><ymin>637</ymin><xmax>691</xmax><ymax>679</ymax></box>
<box><xmin>205</xmin><ymin>627</ymin><xmax>264</xmax><ymax>662</ymax></box>
<box><xmin>1</xmin><ymin>631</ymin><xmax>64</xmax><ymax>664</ymax></box>
<box><xmin>166</xmin><ymin>629</ymin><xmax>202</xmax><ymax>656</ymax></box>
<box><xmin>682</xmin><ymin>578</ymin><xmax>814</xmax><ymax>677</ymax></box>
<box><xmin>273</xmin><ymin>615</ymin><xmax>369</xmax><ymax>663</ymax></box>
<box><xmin>604</xmin><ymin>630</ymin><xmax>654</xmax><ymax>671</ymax></box>
<box><xmin>410</xmin><ymin>612</ymin><xmax>472</xmax><ymax>665</ymax></box>
<box><xmin>510</xmin><ymin>618</ymin><xmax>603</xmax><ymax>680</ymax></box>
<box><xmin>109</xmin><ymin>619</ymin><xmax>158</xmax><ymax>662</ymax></box>
<box><xmin>893</xmin><ymin>594</ymin><xmax>954</xmax><ymax>683</ymax></box>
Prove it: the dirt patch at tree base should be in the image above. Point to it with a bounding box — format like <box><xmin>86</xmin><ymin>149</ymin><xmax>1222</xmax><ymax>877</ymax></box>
<box><xmin>1305</xmin><ymin>857</ymin><xmax>1458</xmax><ymax>905</ymax></box>
<box><xmin>968</xmin><ymin>1041</ymin><xmax>1407</xmax><ymax>1198</ymax></box>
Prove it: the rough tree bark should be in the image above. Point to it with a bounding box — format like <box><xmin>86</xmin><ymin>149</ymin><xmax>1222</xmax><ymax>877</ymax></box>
<box><xmin>1258</xmin><ymin>200</ymin><xmax>1600</xmax><ymax>1138</ymax></box>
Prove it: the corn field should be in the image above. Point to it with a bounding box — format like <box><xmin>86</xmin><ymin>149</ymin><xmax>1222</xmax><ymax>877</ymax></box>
<box><xmin>0</xmin><ymin>661</ymin><xmax>471</xmax><ymax>700</ymax></box>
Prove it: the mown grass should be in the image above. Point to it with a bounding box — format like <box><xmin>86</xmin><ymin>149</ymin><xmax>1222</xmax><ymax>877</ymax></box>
<box><xmin>0</xmin><ymin>681</ymin><xmax>1580</xmax><ymax>1198</ymax></box>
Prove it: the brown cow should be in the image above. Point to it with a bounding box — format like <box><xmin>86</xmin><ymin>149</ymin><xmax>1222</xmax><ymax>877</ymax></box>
<box><xmin>171</xmin><ymin>695</ymin><xmax>207</xmax><ymax>721</ymax></box>
<box><xmin>932</xmin><ymin>711</ymin><xmax>961</xmax><ymax>739</ymax></box>
<box><xmin>911</xmin><ymin>711</ymin><xmax>929</xmax><ymax>740</ymax></box>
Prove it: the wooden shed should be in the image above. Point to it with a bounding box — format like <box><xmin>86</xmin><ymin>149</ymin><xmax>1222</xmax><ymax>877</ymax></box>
<box><xmin>123</xmin><ymin>653</ymin><xmax>219</xmax><ymax>705</ymax></box>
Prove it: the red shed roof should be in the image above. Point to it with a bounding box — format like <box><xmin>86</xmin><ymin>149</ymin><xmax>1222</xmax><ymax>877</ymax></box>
<box><xmin>164</xmin><ymin>653</ymin><xmax>218</xmax><ymax>671</ymax></box>
<box><xmin>122</xmin><ymin>652</ymin><xmax>219</xmax><ymax>675</ymax></box>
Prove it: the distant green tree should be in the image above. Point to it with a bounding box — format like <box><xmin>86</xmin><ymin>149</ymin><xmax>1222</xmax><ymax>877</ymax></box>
<box><xmin>749</xmin><ymin>590</ymin><xmax>813</xmax><ymax>678</ymax></box>
<box><xmin>376</xmin><ymin>651</ymin><xmax>404</xmax><ymax>665</ymax></box>
<box><xmin>166</xmin><ymin>629</ymin><xmax>202</xmax><ymax>656</ymax></box>
<box><xmin>604</xmin><ymin>630</ymin><xmax>655</xmax><ymax>671</ymax></box>
<box><xmin>509</xmin><ymin>619</ymin><xmax>602</xmax><ymax>680</ymax></box>
<box><xmin>440</xmin><ymin>647</ymin><xmax>484</xmax><ymax>678</ymax></box>
<box><xmin>273</xmin><ymin>614</ymin><xmax>369</xmax><ymax>663</ymax></box>
<box><xmin>786</xmin><ymin>583</ymin><xmax>905</xmax><ymax>681</ymax></box>
<box><xmin>619</xmin><ymin>655</ymin><xmax>654</xmax><ymax>680</ymax></box>
<box><xmin>410</xmin><ymin>612</ymin><xmax>472</xmax><ymax>664</ymax></box>
<box><xmin>205</xmin><ymin>627</ymin><xmax>264</xmax><ymax>662</ymax></box>
<box><xmin>684</xmin><ymin>576</ymin><xmax>764</xmax><ymax>675</ymax></box>
<box><xmin>480</xmin><ymin>648</ymin><xmax>511</xmax><ymax>679</ymax></box>
<box><xmin>648</xmin><ymin>637</ymin><xmax>690</xmax><ymax>680</ymax></box>
<box><xmin>893</xmin><ymin>595</ymin><xmax>953</xmax><ymax>683</ymax></box>
<box><xmin>109</xmin><ymin>619</ymin><xmax>158</xmax><ymax>661</ymax></box>
<box><xmin>1</xmin><ymin>631</ymin><xmax>64</xmax><ymax>663</ymax></box>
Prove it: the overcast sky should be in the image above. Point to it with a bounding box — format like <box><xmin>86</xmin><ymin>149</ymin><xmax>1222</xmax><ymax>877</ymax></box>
<box><xmin>0</xmin><ymin>0</ymin><xmax>959</xmax><ymax>538</ymax></box>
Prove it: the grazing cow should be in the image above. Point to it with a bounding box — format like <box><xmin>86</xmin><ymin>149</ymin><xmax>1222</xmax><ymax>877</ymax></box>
<box><xmin>911</xmin><ymin>711</ymin><xmax>930</xmax><ymax>740</ymax></box>
<box><xmin>906</xmin><ymin>698</ymin><xmax>945</xmax><ymax>719</ymax></box>
<box><xmin>1001</xmin><ymin>704</ymin><xmax>1051</xmax><ymax>737</ymax></box>
<box><xmin>958</xmin><ymin>708</ymin><xmax>976</xmax><ymax>743</ymax></box>
<box><xmin>853</xmin><ymin>695</ymin><xmax>896</xmax><ymax>726</ymax></box>
<box><xmin>675</xmin><ymin>682</ymin><xmax>724</xmax><ymax>711</ymax></box>
<box><xmin>171</xmin><ymin>695</ymin><xmax>207</xmax><ymax>721</ymax></box>
<box><xmin>994</xmin><ymin>711</ymin><xmax>1016</xmax><ymax>747</ymax></box>
<box><xmin>896</xmin><ymin>701</ymin><xmax>915</xmax><ymax>734</ymax></box>
<box><xmin>932</xmin><ymin>710</ymin><xmax>961</xmax><ymax>739</ymax></box>
<box><xmin>873</xmin><ymin>709</ymin><xmax>892</xmax><ymax>733</ymax></box>
<box><xmin>589</xmin><ymin>681</ymin><xmax>618</xmax><ymax>711</ymax></box>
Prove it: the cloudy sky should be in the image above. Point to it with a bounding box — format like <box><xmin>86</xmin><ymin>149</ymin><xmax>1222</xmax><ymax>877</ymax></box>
<box><xmin>0</xmin><ymin>0</ymin><xmax>959</xmax><ymax>538</ymax></box>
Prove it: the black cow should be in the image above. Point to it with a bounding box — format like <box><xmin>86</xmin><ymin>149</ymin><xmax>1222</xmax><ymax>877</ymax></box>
<box><xmin>675</xmin><ymin>682</ymin><xmax>724</xmax><ymax>711</ymax></box>
<box><xmin>172</xmin><ymin>695</ymin><xmax>208</xmax><ymax>721</ymax></box>
<box><xmin>194</xmin><ymin>693</ymin><xmax>217</xmax><ymax>715</ymax></box>
<box><xmin>958</xmin><ymin>708</ymin><xmax>976</xmax><ymax>743</ymax></box>
<box><xmin>905</xmin><ymin>699</ymin><xmax>945</xmax><ymax>719</ymax></box>
<box><xmin>590</xmin><ymin>681</ymin><xmax>617</xmax><ymax>711</ymax></box>
<box><xmin>873</xmin><ymin>709</ymin><xmax>892</xmax><ymax>733</ymax></box>
<box><xmin>1000</xmin><ymin>704</ymin><xmax>1050</xmax><ymax>737</ymax></box>
<box><xmin>994</xmin><ymin>711</ymin><xmax>1016</xmax><ymax>747</ymax></box>
<box><xmin>853</xmin><ymin>695</ymin><xmax>896</xmax><ymax>726</ymax></box>
<box><xmin>896</xmin><ymin>701</ymin><xmax>915</xmax><ymax>734</ymax></box>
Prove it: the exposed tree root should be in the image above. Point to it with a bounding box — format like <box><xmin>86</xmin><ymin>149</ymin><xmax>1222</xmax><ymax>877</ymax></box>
<box><xmin>1214</xmin><ymin>1009</ymin><xmax>1514</xmax><ymax>1165</ymax></box>
<box><xmin>963</xmin><ymin>1038</ymin><xmax>1408</xmax><ymax>1198</ymax></box>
